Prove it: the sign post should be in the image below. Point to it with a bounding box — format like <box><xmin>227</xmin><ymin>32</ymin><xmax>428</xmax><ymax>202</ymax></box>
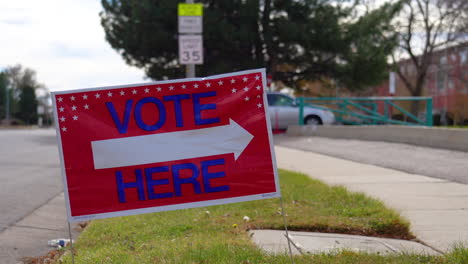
<box><xmin>37</xmin><ymin>105</ymin><xmax>44</xmax><ymax>127</ymax></box>
<box><xmin>178</xmin><ymin>1</ymin><xmax>203</xmax><ymax>78</ymax></box>
<box><xmin>5</xmin><ymin>84</ymin><xmax>10</xmax><ymax>123</ymax></box>
<box><xmin>52</xmin><ymin>69</ymin><xmax>280</xmax><ymax>222</ymax></box>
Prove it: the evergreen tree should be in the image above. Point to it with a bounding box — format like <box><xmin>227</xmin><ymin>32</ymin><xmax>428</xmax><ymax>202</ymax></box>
<box><xmin>100</xmin><ymin>0</ymin><xmax>401</xmax><ymax>91</ymax></box>
<box><xmin>3</xmin><ymin>65</ymin><xmax>42</xmax><ymax>124</ymax></box>
<box><xmin>18</xmin><ymin>85</ymin><xmax>38</xmax><ymax>125</ymax></box>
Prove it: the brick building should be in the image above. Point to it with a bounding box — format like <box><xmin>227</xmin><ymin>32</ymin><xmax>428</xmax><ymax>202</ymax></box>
<box><xmin>375</xmin><ymin>42</ymin><xmax>468</xmax><ymax>125</ymax></box>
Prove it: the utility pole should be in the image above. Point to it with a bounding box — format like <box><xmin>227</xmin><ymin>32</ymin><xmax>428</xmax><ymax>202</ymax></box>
<box><xmin>5</xmin><ymin>83</ymin><xmax>10</xmax><ymax>123</ymax></box>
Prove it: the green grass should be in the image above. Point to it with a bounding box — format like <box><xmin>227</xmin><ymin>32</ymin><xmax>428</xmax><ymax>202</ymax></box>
<box><xmin>440</xmin><ymin>125</ymin><xmax>468</xmax><ymax>129</ymax></box>
<box><xmin>59</xmin><ymin>169</ymin><xmax>466</xmax><ymax>263</ymax></box>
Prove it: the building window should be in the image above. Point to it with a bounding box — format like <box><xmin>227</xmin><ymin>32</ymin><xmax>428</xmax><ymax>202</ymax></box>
<box><xmin>448</xmin><ymin>79</ymin><xmax>454</xmax><ymax>89</ymax></box>
<box><xmin>437</xmin><ymin>68</ymin><xmax>446</xmax><ymax>91</ymax></box>
<box><xmin>440</xmin><ymin>55</ymin><xmax>447</xmax><ymax>65</ymax></box>
<box><xmin>461</xmin><ymin>50</ymin><xmax>467</xmax><ymax>64</ymax></box>
<box><xmin>451</xmin><ymin>53</ymin><xmax>457</xmax><ymax>62</ymax></box>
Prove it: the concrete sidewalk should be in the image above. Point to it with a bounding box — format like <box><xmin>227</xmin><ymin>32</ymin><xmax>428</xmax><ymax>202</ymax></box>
<box><xmin>0</xmin><ymin>193</ymin><xmax>80</xmax><ymax>264</ymax></box>
<box><xmin>250</xmin><ymin>230</ymin><xmax>439</xmax><ymax>255</ymax></box>
<box><xmin>275</xmin><ymin>146</ymin><xmax>468</xmax><ymax>252</ymax></box>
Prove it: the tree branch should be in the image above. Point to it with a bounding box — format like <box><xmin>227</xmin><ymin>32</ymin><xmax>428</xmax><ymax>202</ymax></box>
<box><xmin>391</xmin><ymin>52</ymin><xmax>415</xmax><ymax>95</ymax></box>
<box><xmin>402</xmin><ymin>3</ymin><xmax>420</xmax><ymax>69</ymax></box>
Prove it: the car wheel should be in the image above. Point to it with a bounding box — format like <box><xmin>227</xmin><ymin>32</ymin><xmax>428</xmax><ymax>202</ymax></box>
<box><xmin>304</xmin><ymin>115</ymin><xmax>322</xmax><ymax>125</ymax></box>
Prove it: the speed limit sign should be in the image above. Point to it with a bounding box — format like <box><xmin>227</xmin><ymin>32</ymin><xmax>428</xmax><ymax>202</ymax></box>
<box><xmin>179</xmin><ymin>35</ymin><xmax>203</xmax><ymax>65</ymax></box>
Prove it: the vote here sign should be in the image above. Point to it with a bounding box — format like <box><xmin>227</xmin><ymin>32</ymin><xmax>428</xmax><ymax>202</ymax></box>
<box><xmin>52</xmin><ymin>69</ymin><xmax>280</xmax><ymax>222</ymax></box>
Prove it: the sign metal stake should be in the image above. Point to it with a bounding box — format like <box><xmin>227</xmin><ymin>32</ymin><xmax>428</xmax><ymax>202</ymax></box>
<box><xmin>280</xmin><ymin>196</ymin><xmax>295</xmax><ymax>264</ymax></box>
<box><xmin>68</xmin><ymin>222</ymin><xmax>76</xmax><ymax>264</ymax></box>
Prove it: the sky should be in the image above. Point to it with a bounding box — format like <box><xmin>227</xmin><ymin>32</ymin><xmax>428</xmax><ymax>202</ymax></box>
<box><xmin>0</xmin><ymin>0</ymin><xmax>146</xmax><ymax>92</ymax></box>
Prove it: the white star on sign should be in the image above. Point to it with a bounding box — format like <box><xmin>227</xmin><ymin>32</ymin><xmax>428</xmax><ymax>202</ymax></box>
<box><xmin>84</xmin><ymin>104</ymin><xmax>89</xmax><ymax>109</ymax></box>
<box><xmin>72</xmin><ymin>115</ymin><xmax>78</xmax><ymax>121</ymax></box>
<box><xmin>256</xmin><ymin>85</ymin><xmax>261</xmax><ymax>90</ymax></box>
<box><xmin>144</xmin><ymin>88</ymin><xmax>149</xmax><ymax>93</ymax></box>
<box><xmin>257</xmin><ymin>95</ymin><xmax>261</xmax><ymax>98</ymax></box>
<box><xmin>242</xmin><ymin>77</ymin><xmax>248</xmax><ymax>82</ymax></box>
<box><xmin>71</xmin><ymin>105</ymin><xmax>77</xmax><ymax>111</ymax></box>
<box><xmin>218</xmin><ymin>81</ymin><xmax>223</xmax><ymax>85</ymax></box>
<box><xmin>60</xmin><ymin>116</ymin><xmax>66</xmax><ymax>122</ymax></box>
<box><xmin>169</xmin><ymin>86</ymin><xmax>174</xmax><ymax>90</ymax></box>
<box><xmin>255</xmin><ymin>75</ymin><xmax>260</xmax><ymax>80</ymax></box>
<box><xmin>107</xmin><ymin>92</ymin><xmax>113</xmax><ymax>97</ymax></box>
<box><xmin>205</xmin><ymin>82</ymin><xmax>211</xmax><ymax>87</ymax></box>
<box><xmin>244</xmin><ymin>87</ymin><xmax>249</xmax><ymax>92</ymax></box>
<box><xmin>244</xmin><ymin>97</ymin><xmax>250</xmax><ymax>101</ymax></box>
<box><xmin>95</xmin><ymin>93</ymin><xmax>101</xmax><ymax>99</ymax></box>
<box><xmin>194</xmin><ymin>84</ymin><xmax>199</xmax><ymax>88</ymax></box>
<box><xmin>132</xmin><ymin>89</ymin><xmax>137</xmax><ymax>94</ymax></box>
<box><xmin>61</xmin><ymin>127</ymin><xmax>67</xmax><ymax>132</ymax></box>
<box><xmin>120</xmin><ymin>91</ymin><xmax>125</xmax><ymax>96</ymax></box>
<box><xmin>57</xmin><ymin>97</ymin><xmax>63</xmax><ymax>102</ymax></box>
<box><xmin>70</xmin><ymin>96</ymin><xmax>75</xmax><ymax>101</ymax></box>
<box><xmin>59</xmin><ymin>107</ymin><xmax>64</xmax><ymax>112</ymax></box>
<box><xmin>231</xmin><ymin>88</ymin><xmax>237</xmax><ymax>93</ymax></box>
<box><xmin>82</xmin><ymin>94</ymin><xmax>88</xmax><ymax>100</ymax></box>
<box><xmin>181</xmin><ymin>85</ymin><xmax>186</xmax><ymax>89</ymax></box>
<box><xmin>257</xmin><ymin>103</ymin><xmax>262</xmax><ymax>108</ymax></box>
<box><xmin>156</xmin><ymin>87</ymin><xmax>162</xmax><ymax>92</ymax></box>
<box><xmin>230</xmin><ymin>79</ymin><xmax>236</xmax><ymax>84</ymax></box>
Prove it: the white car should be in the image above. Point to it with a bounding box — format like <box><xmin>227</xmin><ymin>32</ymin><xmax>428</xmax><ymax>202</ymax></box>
<box><xmin>266</xmin><ymin>92</ymin><xmax>335</xmax><ymax>129</ymax></box>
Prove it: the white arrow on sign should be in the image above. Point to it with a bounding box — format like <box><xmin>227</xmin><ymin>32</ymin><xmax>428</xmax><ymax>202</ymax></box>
<box><xmin>91</xmin><ymin>119</ymin><xmax>254</xmax><ymax>169</ymax></box>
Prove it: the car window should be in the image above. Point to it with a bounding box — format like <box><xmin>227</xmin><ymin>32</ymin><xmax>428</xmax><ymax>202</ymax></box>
<box><xmin>267</xmin><ymin>94</ymin><xmax>295</xmax><ymax>106</ymax></box>
<box><xmin>267</xmin><ymin>94</ymin><xmax>278</xmax><ymax>106</ymax></box>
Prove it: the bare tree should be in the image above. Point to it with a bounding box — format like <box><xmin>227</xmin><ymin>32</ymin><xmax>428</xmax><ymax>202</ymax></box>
<box><xmin>391</xmin><ymin>0</ymin><xmax>468</xmax><ymax>115</ymax></box>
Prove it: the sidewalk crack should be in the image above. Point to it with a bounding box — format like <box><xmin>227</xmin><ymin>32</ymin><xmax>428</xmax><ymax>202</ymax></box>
<box><xmin>13</xmin><ymin>224</ymin><xmax>62</xmax><ymax>232</ymax></box>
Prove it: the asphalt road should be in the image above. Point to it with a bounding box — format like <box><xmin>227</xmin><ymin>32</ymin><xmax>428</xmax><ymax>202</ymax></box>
<box><xmin>274</xmin><ymin>135</ymin><xmax>468</xmax><ymax>185</ymax></box>
<box><xmin>0</xmin><ymin>129</ymin><xmax>62</xmax><ymax>232</ymax></box>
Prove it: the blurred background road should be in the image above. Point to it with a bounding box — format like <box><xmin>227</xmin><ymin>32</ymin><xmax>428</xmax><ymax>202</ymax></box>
<box><xmin>0</xmin><ymin>129</ymin><xmax>62</xmax><ymax>232</ymax></box>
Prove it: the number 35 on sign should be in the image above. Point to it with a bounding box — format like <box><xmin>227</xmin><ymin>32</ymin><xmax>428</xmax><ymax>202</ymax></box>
<box><xmin>179</xmin><ymin>35</ymin><xmax>203</xmax><ymax>65</ymax></box>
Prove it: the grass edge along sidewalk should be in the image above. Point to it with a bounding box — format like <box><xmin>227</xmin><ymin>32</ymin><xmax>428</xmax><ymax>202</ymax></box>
<box><xmin>60</xmin><ymin>169</ymin><xmax>467</xmax><ymax>263</ymax></box>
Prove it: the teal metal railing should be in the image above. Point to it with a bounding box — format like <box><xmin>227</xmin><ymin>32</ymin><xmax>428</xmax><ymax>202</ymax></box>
<box><xmin>298</xmin><ymin>97</ymin><xmax>433</xmax><ymax>127</ymax></box>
